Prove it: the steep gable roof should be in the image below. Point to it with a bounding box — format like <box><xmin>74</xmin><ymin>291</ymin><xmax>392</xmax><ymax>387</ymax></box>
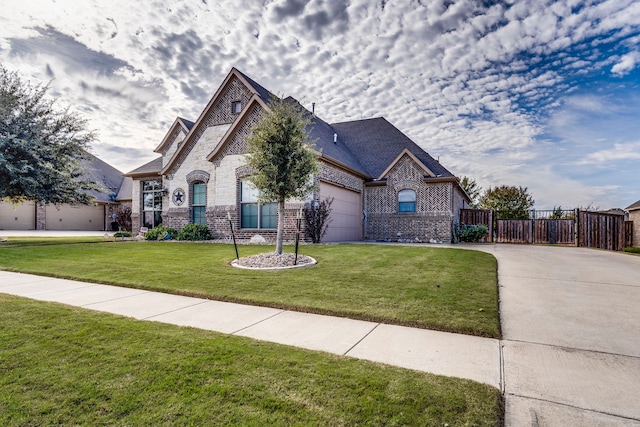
<box><xmin>234</xmin><ymin>68</ymin><xmax>273</xmax><ymax>104</ymax></box>
<box><xmin>154</xmin><ymin>117</ymin><xmax>194</xmax><ymax>154</ymax></box>
<box><xmin>162</xmin><ymin>68</ymin><xmax>276</xmax><ymax>175</ymax></box>
<box><xmin>331</xmin><ymin>117</ymin><xmax>454</xmax><ymax>180</ymax></box>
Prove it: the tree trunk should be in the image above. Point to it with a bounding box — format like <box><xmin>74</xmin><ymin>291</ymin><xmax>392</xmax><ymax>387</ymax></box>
<box><xmin>275</xmin><ymin>198</ymin><xmax>286</xmax><ymax>255</ymax></box>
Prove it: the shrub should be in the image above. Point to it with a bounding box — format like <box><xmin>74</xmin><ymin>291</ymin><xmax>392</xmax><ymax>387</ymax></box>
<box><xmin>113</xmin><ymin>231</ymin><xmax>132</xmax><ymax>238</ymax></box>
<box><xmin>303</xmin><ymin>197</ymin><xmax>333</xmax><ymax>243</ymax></box>
<box><xmin>177</xmin><ymin>224</ymin><xmax>212</xmax><ymax>241</ymax></box>
<box><xmin>145</xmin><ymin>226</ymin><xmax>178</xmax><ymax>241</ymax></box>
<box><xmin>624</xmin><ymin>247</ymin><xmax>640</xmax><ymax>254</ymax></box>
<box><xmin>458</xmin><ymin>224</ymin><xmax>489</xmax><ymax>243</ymax></box>
<box><xmin>114</xmin><ymin>207</ymin><xmax>132</xmax><ymax>232</ymax></box>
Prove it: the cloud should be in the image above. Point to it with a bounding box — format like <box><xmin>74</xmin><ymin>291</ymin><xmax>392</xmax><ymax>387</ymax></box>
<box><xmin>578</xmin><ymin>141</ymin><xmax>640</xmax><ymax>164</ymax></box>
<box><xmin>611</xmin><ymin>51</ymin><xmax>640</xmax><ymax>76</ymax></box>
<box><xmin>2</xmin><ymin>0</ymin><xmax>640</xmax><ymax>208</ymax></box>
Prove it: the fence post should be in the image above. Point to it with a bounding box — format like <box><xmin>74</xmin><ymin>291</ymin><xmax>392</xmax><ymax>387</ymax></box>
<box><xmin>575</xmin><ymin>208</ymin><xmax>580</xmax><ymax>247</ymax></box>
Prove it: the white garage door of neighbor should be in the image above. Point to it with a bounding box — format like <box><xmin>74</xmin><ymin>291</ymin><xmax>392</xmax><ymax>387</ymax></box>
<box><xmin>46</xmin><ymin>204</ymin><xmax>105</xmax><ymax>231</ymax></box>
<box><xmin>319</xmin><ymin>182</ymin><xmax>362</xmax><ymax>242</ymax></box>
<box><xmin>0</xmin><ymin>201</ymin><xmax>36</xmax><ymax>230</ymax></box>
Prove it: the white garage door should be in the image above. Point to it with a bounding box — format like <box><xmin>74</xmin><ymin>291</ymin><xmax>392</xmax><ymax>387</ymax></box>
<box><xmin>46</xmin><ymin>204</ymin><xmax>105</xmax><ymax>231</ymax></box>
<box><xmin>319</xmin><ymin>182</ymin><xmax>362</xmax><ymax>242</ymax></box>
<box><xmin>0</xmin><ymin>201</ymin><xmax>36</xmax><ymax>230</ymax></box>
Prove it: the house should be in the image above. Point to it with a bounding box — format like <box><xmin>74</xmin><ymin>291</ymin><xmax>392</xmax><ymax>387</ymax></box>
<box><xmin>126</xmin><ymin>68</ymin><xmax>469</xmax><ymax>243</ymax></box>
<box><xmin>625</xmin><ymin>200</ymin><xmax>640</xmax><ymax>247</ymax></box>
<box><xmin>0</xmin><ymin>152</ymin><xmax>126</xmax><ymax>231</ymax></box>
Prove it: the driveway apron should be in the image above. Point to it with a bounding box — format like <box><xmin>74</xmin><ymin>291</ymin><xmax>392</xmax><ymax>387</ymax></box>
<box><xmin>473</xmin><ymin>245</ymin><xmax>640</xmax><ymax>427</ymax></box>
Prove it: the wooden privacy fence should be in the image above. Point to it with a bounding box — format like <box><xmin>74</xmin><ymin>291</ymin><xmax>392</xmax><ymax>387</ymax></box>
<box><xmin>625</xmin><ymin>221</ymin><xmax>633</xmax><ymax>248</ymax></box>
<box><xmin>459</xmin><ymin>209</ymin><xmax>492</xmax><ymax>242</ymax></box>
<box><xmin>496</xmin><ymin>220</ymin><xmax>531</xmax><ymax>243</ymax></box>
<box><xmin>578</xmin><ymin>210</ymin><xmax>625</xmax><ymax>251</ymax></box>
<box><xmin>460</xmin><ymin>209</ymin><xmax>627</xmax><ymax>251</ymax></box>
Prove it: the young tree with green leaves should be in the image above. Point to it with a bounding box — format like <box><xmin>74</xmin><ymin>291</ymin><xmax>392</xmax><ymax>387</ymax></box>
<box><xmin>460</xmin><ymin>176</ymin><xmax>482</xmax><ymax>208</ymax></box>
<box><xmin>479</xmin><ymin>185</ymin><xmax>534</xmax><ymax>219</ymax></box>
<box><xmin>0</xmin><ymin>64</ymin><xmax>97</xmax><ymax>204</ymax></box>
<box><xmin>246</xmin><ymin>98</ymin><xmax>319</xmax><ymax>255</ymax></box>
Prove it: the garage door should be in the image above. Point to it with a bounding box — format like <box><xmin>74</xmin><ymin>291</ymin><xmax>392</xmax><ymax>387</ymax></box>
<box><xmin>319</xmin><ymin>182</ymin><xmax>362</xmax><ymax>242</ymax></box>
<box><xmin>0</xmin><ymin>201</ymin><xmax>36</xmax><ymax>230</ymax></box>
<box><xmin>46</xmin><ymin>204</ymin><xmax>105</xmax><ymax>231</ymax></box>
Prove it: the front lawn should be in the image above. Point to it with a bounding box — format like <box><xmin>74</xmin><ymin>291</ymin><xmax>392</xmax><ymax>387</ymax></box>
<box><xmin>0</xmin><ymin>295</ymin><xmax>502</xmax><ymax>426</ymax></box>
<box><xmin>0</xmin><ymin>240</ymin><xmax>500</xmax><ymax>338</ymax></box>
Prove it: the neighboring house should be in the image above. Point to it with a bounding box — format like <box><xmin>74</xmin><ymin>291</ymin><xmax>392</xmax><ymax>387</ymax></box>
<box><xmin>0</xmin><ymin>152</ymin><xmax>126</xmax><ymax>231</ymax></box>
<box><xmin>626</xmin><ymin>200</ymin><xmax>640</xmax><ymax>247</ymax></box>
<box><xmin>126</xmin><ymin>67</ymin><xmax>470</xmax><ymax>243</ymax></box>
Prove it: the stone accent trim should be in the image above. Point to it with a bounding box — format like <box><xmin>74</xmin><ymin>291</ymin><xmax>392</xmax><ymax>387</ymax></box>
<box><xmin>186</xmin><ymin>170</ymin><xmax>211</xmax><ymax>184</ymax></box>
<box><xmin>235</xmin><ymin>164</ymin><xmax>255</xmax><ymax>179</ymax></box>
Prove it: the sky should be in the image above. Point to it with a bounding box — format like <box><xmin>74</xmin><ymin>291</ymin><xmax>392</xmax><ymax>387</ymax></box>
<box><xmin>1</xmin><ymin>0</ymin><xmax>639</xmax><ymax>209</ymax></box>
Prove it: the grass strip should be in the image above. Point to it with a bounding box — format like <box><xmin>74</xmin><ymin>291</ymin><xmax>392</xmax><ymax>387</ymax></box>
<box><xmin>0</xmin><ymin>240</ymin><xmax>500</xmax><ymax>338</ymax></box>
<box><xmin>0</xmin><ymin>295</ymin><xmax>502</xmax><ymax>426</ymax></box>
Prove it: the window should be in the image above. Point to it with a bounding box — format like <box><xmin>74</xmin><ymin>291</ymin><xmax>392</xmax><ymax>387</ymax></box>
<box><xmin>192</xmin><ymin>182</ymin><xmax>206</xmax><ymax>225</ymax></box>
<box><xmin>240</xmin><ymin>180</ymin><xmax>276</xmax><ymax>229</ymax></box>
<box><xmin>231</xmin><ymin>101</ymin><xmax>242</xmax><ymax>114</ymax></box>
<box><xmin>398</xmin><ymin>189</ymin><xmax>416</xmax><ymax>213</ymax></box>
<box><xmin>142</xmin><ymin>180</ymin><xmax>163</xmax><ymax>228</ymax></box>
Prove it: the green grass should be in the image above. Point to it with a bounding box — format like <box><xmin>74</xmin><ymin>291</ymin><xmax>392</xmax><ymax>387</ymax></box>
<box><xmin>0</xmin><ymin>294</ymin><xmax>502</xmax><ymax>426</ymax></box>
<box><xmin>0</xmin><ymin>240</ymin><xmax>499</xmax><ymax>337</ymax></box>
<box><xmin>624</xmin><ymin>246</ymin><xmax>640</xmax><ymax>254</ymax></box>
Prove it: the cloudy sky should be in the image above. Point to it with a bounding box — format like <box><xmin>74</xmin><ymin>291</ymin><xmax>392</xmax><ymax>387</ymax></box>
<box><xmin>2</xmin><ymin>0</ymin><xmax>639</xmax><ymax>209</ymax></box>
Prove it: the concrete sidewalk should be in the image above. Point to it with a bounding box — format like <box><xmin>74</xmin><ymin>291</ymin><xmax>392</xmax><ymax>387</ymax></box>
<box><xmin>0</xmin><ymin>269</ymin><xmax>501</xmax><ymax>389</ymax></box>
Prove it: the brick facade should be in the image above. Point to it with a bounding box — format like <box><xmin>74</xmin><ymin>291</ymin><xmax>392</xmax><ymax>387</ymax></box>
<box><xmin>130</xmin><ymin>70</ymin><xmax>464</xmax><ymax>243</ymax></box>
<box><xmin>363</xmin><ymin>154</ymin><xmax>456</xmax><ymax>242</ymax></box>
<box><xmin>630</xmin><ymin>210</ymin><xmax>640</xmax><ymax>247</ymax></box>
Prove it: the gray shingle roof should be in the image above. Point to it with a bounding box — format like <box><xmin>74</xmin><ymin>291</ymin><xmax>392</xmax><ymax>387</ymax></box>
<box><xmin>178</xmin><ymin>117</ymin><xmax>195</xmax><ymax>130</ymax></box>
<box><xmin>81</xmin><ymin>152</ymin><xmax>125</xmax><ymax>203</ymax></box>
<box><xmin>626</xmin><ymin>199</ymin><xmax>640</xmax><ymax>211</ymax></box>
<box><xmin>126</xmin><ymin>157</ymin><xmax>162</xmax><ymax>176</ymax></box>
<box><xmin>283</xmin><ymin>97</ymin><xmax>367</xmax><ymax>175</ymax></box>
<box><xmin>235</xmin><ymin>68</ymin><xmax>274</xmax><ymax>104</ymax></box>
<box><xmin>330</xmin><ymin>117</ymin><xmax>454</xmax><ymax>179</ymax></box>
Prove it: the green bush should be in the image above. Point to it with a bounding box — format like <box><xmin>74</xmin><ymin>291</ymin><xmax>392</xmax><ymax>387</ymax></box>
<box><xmin>113</xmin><ymin>231</ymin><xmax>132</xmax><ymax>238</ymax></box>
<box><xmin>145</xmin><ymin>226</ymin><xmax>178</xmax><ymax>241</ymax></box>
<box><xmin>177</xmin><ymin>224</ymin><xmax>212</xmax><ymax>241</ymax></box>
<box><xmin>624</xmin><ymin>247</ymin><xmax>640</xmax><ymax>254</ymax></box>
<box><xmin>458</xmin><ymin>224</ymin><xmax>489</xmax><ymax>243</ymax></box>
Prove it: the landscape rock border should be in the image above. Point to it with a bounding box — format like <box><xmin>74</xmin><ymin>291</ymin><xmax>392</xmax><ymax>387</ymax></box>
<box><xmin>230</xmin><ymin>252</ymin><xmax>317</xmax><ymax>270</ymax></box>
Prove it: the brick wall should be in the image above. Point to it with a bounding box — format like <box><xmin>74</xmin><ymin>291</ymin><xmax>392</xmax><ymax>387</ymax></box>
<box><xmin>363</xmin><ymin>154</ymin><xmax>454</xmax><ymax>242</ymax></box>
<box><xmin>630</xmin><ymin>210</ymin><xmax>640</xmax><ymax>247</ymax></box>
<box><xmin>319</xmin><ymin>163</ymin><xmax>363</xmax><ymax>192</ymax></box>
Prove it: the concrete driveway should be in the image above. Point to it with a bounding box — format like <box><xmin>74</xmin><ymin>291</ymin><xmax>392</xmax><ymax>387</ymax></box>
<box><xmin>472</xmin><ymin>245</ymin><xmax>640</xmax><ymax>426</ymax></box>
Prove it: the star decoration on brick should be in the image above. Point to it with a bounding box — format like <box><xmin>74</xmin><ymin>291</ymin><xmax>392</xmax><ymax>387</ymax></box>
<box><xmin>172</xmin><ymin>188</ymin><xmax>185</xmax><ymax>206</ymax></box>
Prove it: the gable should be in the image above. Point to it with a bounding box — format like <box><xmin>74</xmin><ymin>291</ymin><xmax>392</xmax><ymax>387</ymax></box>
<box><xmin>378</xmin><ymin>149</ymin><xmax>436</xmax><ymax>181</ymax></box>
<box><xmin>154</xmin><ymin>118</ymin><xmax>192</xmax><ymax>158</ymax></box>
<box><xmin>162</xmin><ymin>72</ymin><xmax>258</xmax><ymax>176</ymax></box>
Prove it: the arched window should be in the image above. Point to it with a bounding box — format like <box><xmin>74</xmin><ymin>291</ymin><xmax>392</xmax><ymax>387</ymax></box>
<box><xmin>398</xmin><ymin>189</ymin><xmax>416</xmax><ymax>213</ymax></box>
<box><xmin>192</xmin><ymin>182</ymin><xmax>206</xmax><ymax>225</ymax></box>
